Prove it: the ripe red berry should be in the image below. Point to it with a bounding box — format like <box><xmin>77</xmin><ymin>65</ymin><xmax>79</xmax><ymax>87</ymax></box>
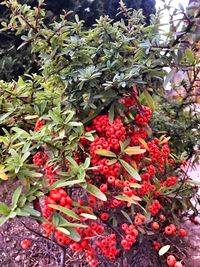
<box><xmin>20</xmin><ymin>239</ymin><xmax>32</xmax><ymax>250</ymax></box>
<box><xmin>164</xmin><ymin>226</ymin><xmax>173</xmax><ymax>235</ymax></box>
<box><xmin>179</xmin><ymin>228</ymin><xmax>187</xmax><ymax>237</ymax></box>
<box><xmin>151</xmin><ymin>222</ymin><xmax>160</xmax><ymax>230</ymax></box>
<box><xmin>159</xmin><ymin>214</ymin><xmax>166</xmax><ymax>221</ymax></box>
<box><xmin>101</xmin><ymin>212</ymin><xmax>109</xmax><ymax>221</ymax></box>
<box><xmin>167</xmin><ymin>255</ymin><xmax>176</xmax><ymax>267</ymax></box>
<box><xmin>134</xmin><ymin>217</ymin><xmax>142</xmax><ymax>226</ymax></box>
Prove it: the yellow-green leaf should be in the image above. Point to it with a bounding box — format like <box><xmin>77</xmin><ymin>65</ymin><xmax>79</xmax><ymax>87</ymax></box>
<box><xmin>124</xmin><ymin>146</ymin><xmax>146</xmax><ymax>155</ymax></box>
<box><xmin>94</xmin><ymin>149</ymin><xmax>116</xmax><ymax>158</ymax></box>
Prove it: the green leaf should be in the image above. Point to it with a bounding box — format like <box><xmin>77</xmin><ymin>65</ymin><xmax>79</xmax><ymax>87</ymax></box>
<box><xmin>48</xmin><ymin>204</ymin><xmax>80</xmax><ymax>220</ymax></box>
<box><xmin>12</xmin><ymin>127</ymin><xmax>30</xmax><ymax>138</ymax></box>
<box><xmin>143</xmin><ymin>90</ymin><xmax>155</xmax><ymax>111</ymax></box>
<box><xmin>94</xmin><ymin>149</ymin><xmax>116</xmax><ymax>158</ymax></box>
<box><xmin>49</xmin><ymin>179</ymin><xmax>82</xmax><ymax>190</ymax></box>
<box><xmin>18</xmin><ymin>169</ymin><xmax>43</xmax><ymax>178</ymax></box>
<box><xmin>121</xmin><ymin>210</ymin><xmax>133</xmax><ymax>224</ymax></box>
<box><xmin>11</xmin><ymin>186</ymin><xmax>23</xmax><ymax>210</ymax></box>
<box><xmin>86</xmin><ymin>184</ymin><xmax>107</xmax><ymax>201</ymax></box>
<box><xmin>22</xmin><ymin>205</ymin><xmax>41</xmax><ymax>217</ymax></box>
<box><xmin>57</xmin><ymin>227</ymin><xmax>70</xmax><ymax>236</ymax></box>
<box><xmin>108</xmin><ymin>103</ymin><xmax>115</xmax><ymax>125</ymax></box>
<box><xmin>15</xmin><ymin>208</ymin><xmax>30</xmax><ymax>216</ymax></box>
<box><xmin>66</xmin><ymin>156</ymin><xmax>79</xmax><ymax>169</ymax></box>
<box><xmin>65</xmin><ymin>111</ymin><xmax>75</xmax><ymax>124</ymax></box>
<box><xmin>119</xmin><ymin>159</ymin><xmax>141</xmax><ymax>181</ymax></box>
<box><xmin>68</xmin><ymin>121</ymin><xmax>82</xmax><ymax>127</ymax></box>
<box><xmin>65</xmin><ymin>227</ymin><xmax>81</xmax><ymax>242</ymax></box>
<box><xmin>0</xmin><ymin>202</ymin><xmax>10</xmax><ymax>215</ymax></box>
<box><xmin>84</xmin><ymin>134</ymin><xmax>94</xmax><ymax>142</ymax></box>
<box><xmin>49</xmin><ymin>110</ymin><xmax>63</xmax><ymax>124</ymax></box>
<box><xmin>184</xmin><ymin>48</ymin><xmax>195</xmax><ymax>64</ymax></box>
<box><xmin>83</xmin><ymin>157</ymin><xmax>90</xmax><ymax>169</ymax></box>
<box><xmin>0</xmin><ymin>111</ymin><xmax>13</xmax><ymax>122</ymax></box>
<box><xmin>159</xmin><ymin>245</ymin><xmax>170</xmax><ymax>256</ymax></box>
<box><xmin>119</xmin><ymin>139</ymin><xmax>130</xmax><ymax>152</ymax></box>
<box><xmin>52</xmin><ymin>214</ymin><xmax>60</xmax><ymax>227</ymax></box>
<box><xmin>107</xmin><ymin>159</ymin><xmax>117</xmax><ymax>165</ymax></box>
<box><xmin>80</xmin><ymin>213</ymin><xmax>97</xmax><ymax>220</ymax></box>
<box><xmin>115</xmin><ymin>195</ymin><xmax>141</xmax><ymax>203</ymax></box>
<box><xmin>124</xmin><ymin>146</ymin><xmax>146</xmax><ymax>155</ymax></box>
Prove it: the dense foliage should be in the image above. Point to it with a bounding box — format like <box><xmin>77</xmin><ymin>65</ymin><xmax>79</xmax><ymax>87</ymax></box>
<box><xmin>0</xmin><ymin>1</ymin><xmax>199</xmax><ymax>266</ymax></box>
<box><xmin>0</xmin><ymin>0</ymin><xmax>156</xmax><ymax>81</ymax></box>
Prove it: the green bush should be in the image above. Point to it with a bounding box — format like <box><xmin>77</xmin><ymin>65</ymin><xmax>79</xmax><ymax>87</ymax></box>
<box><xmin>0</xmin><ymin>1</ymin><xmax>199</xmax><ymax>266</ymax></box>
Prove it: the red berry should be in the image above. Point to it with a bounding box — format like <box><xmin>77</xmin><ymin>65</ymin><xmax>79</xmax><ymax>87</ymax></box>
<box><xmin>179</xmin><ymin>228</ymin><xmax>187</xmax><ymax>237</ymax></box>
<box><xmin>20</xmin><ymin>239</ymin><xmax>32</xmax><ymax>250</ymax></box>
<box><xmin>101</xmin><ymin>212</ymin><xmax>109</xmax><ymax>221</ymax></box>
<box><xmin>167</xmin><ymin>255</ymin><xmax>176</xmax><ymax>267</ymax></box>
<box><xmin>164</xmin><ymin>226</ymin><xmax>173</xmax><ymax>235</ymax></box>
<box><xmin>151</xmin><ymin>222</ymin><xmax>160</xmax><ymax>230</ymax></box>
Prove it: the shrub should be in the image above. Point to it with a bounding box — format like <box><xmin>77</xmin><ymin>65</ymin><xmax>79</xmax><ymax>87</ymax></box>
<box><xmin>0</xmin><ymin>1</ymin><xmax>199</xmax><ymax>266</ymax></box>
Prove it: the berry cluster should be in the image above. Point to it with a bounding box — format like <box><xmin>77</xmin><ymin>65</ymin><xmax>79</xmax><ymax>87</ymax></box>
<box><xmin>31</xmin><ymin>96</ymin><xmax>187</xmax><ymax>266</ymax></box>
<box><xmin>96</xmin><ymin>234</ymin><xmax>119</xmax><ymax>260</ymax></box>
<box><xmin>147</xmin><ymin>200</ymin><xmax>161</xmax><ymax>216</ymax></box>
<box><xmin>121</xmin><ymin>223</ymin><xmax>138</xmax><ymax>250</ymax></box>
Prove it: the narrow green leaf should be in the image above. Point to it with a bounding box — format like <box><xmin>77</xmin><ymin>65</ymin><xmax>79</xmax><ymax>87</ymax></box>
<box><xmin>18</xmin><ymin>169</ymin><xmax>43</xmax><ymax>178</ymax></box>
<box><xmin>0</xmin><ymin>111</ymin><xmax>13</xmax><ymax>122</ymax></box>
<box><xmin>65</xmin><ymin>227</ymin><xmax>81</xmax><ymax>242</ymax></box>
<box><xmin>124</xmin><ymin>146</ymin><xmax>146</xmax><ymax>155</ymax></box>
<box><xmin>68</xmin><ymin>121</ymin><xmax>82</xmax><ymax>127</ymax></box>
<box><xmin>107</xmin><ymin>159</ymin><xmax>117</xmax><ymax>165</ymax></box>
<box><xmin>57</xmin><ymin>227</ymin><xmax>70</xmax><ymax>236</ymax></box>
<box><xmin>115</xmin><ymin>195</ymin><xmax>141</xmax><ymax>203</ymax></box>
<box><xmin>119</xmin><ymin>139</ymin><xmax>130</xmax><ymax>152</ymax></box>
<box><xmin>65</xmin><ymin>111</ymin><xmax>75</xmax><ymax>124</ymax></box>
<box><xmin>12</xmin><ymin>186</ymin><xmax>23</xmax><ymax>210</ymax></box>
<box><xmin>143</xmin><ymin>90</ymin><xmax>155</xmax><ymax>111</ymax></box>
<box><xmin>83</xmin><ymin>157</ymin><xmax>90</xmax><ymax>169</ymax></box>
<box><xmin>49</xmin><ymin>179</ymin><xmax>82</xmax><ymax>190</ymax></box>
<box><xmin>22</xmin><ymin>205</ymin><xmax>41</xmax><ymax>217</ymax></box>
<box><xmin>48</xmin><ymin>204</ymin><xmax>80</xmax><ymax>220</ymax></box>
<box><xmin>108</xmin><ymin>103</ymin><xmax>115</xmax><ymax>125</ymax></box>
<box><xmin>119</xmin><ymin>159</ymin><xmax>141</xmax><ymax>181</ymax></box>
<box><xmin>52</xmin><ymin>214</ymin><xmax>60</xmax><ymax>227</ymax></box>
<box><xmin>0</xmin><ymin>202</ymin><xmax>10</xmax><ymax>215</ymax></box>
<box><xmin>121</xmin><ymin>210</ymin><xmax>133</xmax><ymax>224</ymax></box>
<box><xmin>86</xmin><ymin>184</ymin><xmax>107</xmax><ymax>201</ymax></box>
<box><xmin>66</xmin><ymin>156</ymin><xmax>79</xmax><ymax>168</ymax></box>
<box><xmin>15</xmin><ymin>208</ymin><xmax>30</xmax><ymax>216</ymax></box>
<box><xmin>94</xmin><ymin>149</ymin><xmax>116</xmax><ymax>158</ymax></box>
